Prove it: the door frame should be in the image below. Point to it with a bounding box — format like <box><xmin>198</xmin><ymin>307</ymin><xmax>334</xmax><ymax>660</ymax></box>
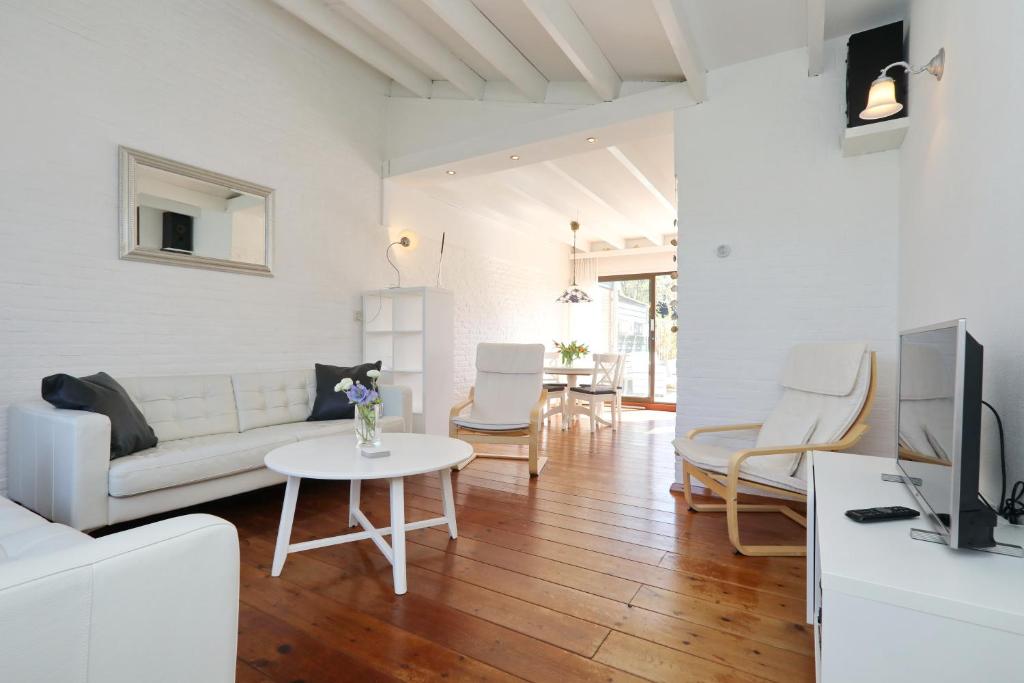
<box><xmin>598</xmin><ymin>271</ymin><xmax>676</xmax><ymax>408</ymax></box>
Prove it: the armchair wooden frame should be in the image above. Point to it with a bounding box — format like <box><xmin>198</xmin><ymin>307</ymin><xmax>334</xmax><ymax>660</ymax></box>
<box><xmin>450</xmin><ymin>387</ymin><xmax>549</xmax><ymax>476</ymax></box>
<box><xmin>680</xmin><ymin>352</ymin><xmax>877</xmax><ymax>557</ymax></box>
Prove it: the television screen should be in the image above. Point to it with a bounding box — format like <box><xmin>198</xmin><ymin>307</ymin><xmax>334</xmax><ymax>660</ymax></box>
<box><xmin>897</xmin><ymin>320</ymin><xmax>992</xmax><ymax>549</ymax></box>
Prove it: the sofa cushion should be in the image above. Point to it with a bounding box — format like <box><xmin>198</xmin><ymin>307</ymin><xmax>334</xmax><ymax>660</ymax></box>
<box><xmin>41</xmin><ymin>372</ymin><xmax>158</xmax><ymax>458</ymax></box>
<box><xmin>308</xmin><ymin>361</ymin><xmax>383</xmax><ymax>422</ymax></box>
<box><xmin>231</xmin><ymin>370</ymin><xmax>316</xmax><ymax>432</ymax></box>
<box><xmin>118</xmin><ymin>374</ymin><xmax>238</xmax><ymax>442</ymax></box>
<box><xmin>0</xmin><ymin>522</ymin><xmax>91</xmax><ymax>560</ymax></box>
<box><xmin>250</xmin><ymin>415</ymin><xmax>406</xmax><ymax>442</ymax></box>
<box><xmin>0</xmin><ymin>496</ymin><xmax>46</xmax><ymax>537</ymax></box>
<box><xmin>108</xmin><ymin>430</ymin><xmax>298</xmax><ymax>497</ymax></box>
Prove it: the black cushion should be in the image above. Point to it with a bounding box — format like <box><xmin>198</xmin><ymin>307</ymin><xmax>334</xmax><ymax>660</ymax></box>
<box><xmin>571</xmin><ymin>385</ymin><xmax>617</xmax><ymax>395</ymax></box>
<box><xmin>41</xmin><ymin>372</ymin><xmax>158</xmax><ymax>459</ymax></box>
<box><xmin>543</xmin><ymin>382</ymin><xmax>568</xmax><ymax>390</ymax></box>
<box><xmin>308</xmin><ymin>361</ymin><xmax>383</xmax><ymax>421</ymax></box>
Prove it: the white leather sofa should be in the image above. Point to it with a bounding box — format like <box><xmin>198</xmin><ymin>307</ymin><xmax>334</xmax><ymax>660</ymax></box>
<box><xmin>0</xmin><ymin>495</ymin><xmax>238</xmax><ymax>682</ymax></box>
<box><xmin>7</xmin><ymin>369</ymin><xmax>412</xmax><ymax>530</ymax></box>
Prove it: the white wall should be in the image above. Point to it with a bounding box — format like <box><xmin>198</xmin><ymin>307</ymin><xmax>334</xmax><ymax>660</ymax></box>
<box><xmin>674</xmin><ymin>39</ymin><xmax>900</xmax><ymax>476</ymax></box>
<box><xmin>0</xmin><ymin>1</ymin><xmax>588</xmax><ymax>495</ymax></box>
<box><xmin>384</xmin><ymin>182</ymin><xmax>570</xmax><ymax>401</ymax></box>
<box><xmin>900</xmin><ymin>1</ymin><xmax>1024</xmax><ymax>495</ymax></box>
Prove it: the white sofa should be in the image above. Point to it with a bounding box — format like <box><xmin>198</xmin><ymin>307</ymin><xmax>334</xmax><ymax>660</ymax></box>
<box><xmin>0</xmin><ymin>495</ymin><xmax>238</xmax><ymax>682</ymax></box>
<box><xmin>7</xmin><ymin>369</ymin><xmax>412</xmax><ymax>530</ymax></box>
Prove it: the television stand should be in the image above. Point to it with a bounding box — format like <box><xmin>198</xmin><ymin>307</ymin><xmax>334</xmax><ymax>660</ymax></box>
<box><xmin>809</xmin><ymin>452</ymin><xmax>1024</xmax><ymax>682</ymax></box>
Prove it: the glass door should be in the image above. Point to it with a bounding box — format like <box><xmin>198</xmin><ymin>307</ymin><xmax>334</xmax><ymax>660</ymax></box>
<box><xmin>599</xmin><ymin>273</ymin><xmax>677</xmax><ymax>406</ymax></box>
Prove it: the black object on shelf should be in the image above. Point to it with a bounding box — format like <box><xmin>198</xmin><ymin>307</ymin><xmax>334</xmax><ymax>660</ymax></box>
<box><xmin>846</xmin><ymin>21</ymin><xmax>907</xmax><ymax>128</ymax></box>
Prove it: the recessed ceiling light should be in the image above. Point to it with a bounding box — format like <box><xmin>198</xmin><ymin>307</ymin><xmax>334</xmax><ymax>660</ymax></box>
<box><xmin>510</xmin><ymin>154</ymin><xmax>520</xmax><ymax>160</ymax></box>
<box><xmin>585</xmin><ymin>136</ymin><xmax>597</xmax><ymax>143</ymax></box>
<box><xmin>445</xmin><ymin>169</ymin><xmax>456</xmax><ymax>175</ymax></box>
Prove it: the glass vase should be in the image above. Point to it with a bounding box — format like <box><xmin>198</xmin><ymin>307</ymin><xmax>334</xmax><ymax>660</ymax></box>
<box><xmin>355</xmin><ymin>403</ymin><xmax>382</xmax><ymax>447</ymax></box>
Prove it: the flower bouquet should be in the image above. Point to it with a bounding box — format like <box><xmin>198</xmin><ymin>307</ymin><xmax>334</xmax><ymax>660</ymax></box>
<box><xmin>336</xmin><ymin>369</ymin><xmax>383</xmax><ymax>447</ymax></box>
<box><xmin>554</xmin><ymin>340</ymin><xmax>589</xmax><ymax>367</ymax></box>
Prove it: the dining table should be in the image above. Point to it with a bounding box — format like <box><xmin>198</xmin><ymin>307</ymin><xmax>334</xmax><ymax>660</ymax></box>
<box><xmin>543</xmin><ymin>364</ymin><xmax>595</xmax><ymax>428</ymax></box>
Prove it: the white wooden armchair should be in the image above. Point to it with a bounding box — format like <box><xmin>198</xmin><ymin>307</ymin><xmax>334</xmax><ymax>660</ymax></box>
<box><xmin>450</xmin><ymin>343</ymin><xmax>548</xmax><ymax>476</ymax></box>
<box><xmin>674</xmin><ymin>343</ymin><xmax>877</xmax><ymax>557</ymax></box>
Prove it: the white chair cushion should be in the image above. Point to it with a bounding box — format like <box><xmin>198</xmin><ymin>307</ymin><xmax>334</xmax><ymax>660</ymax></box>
<box><xmin>781</xmin><ymin>342</ymin><xmax>867</xmax><ymax>396</ymax></box>
<box><xmin>754</xmin><ymin>410</ymin><xmax>818</xmax><ymax>476</ymax></box>
<box><xmin>0</xmin><ymin>522</ymin><xmax>91</xmax><ymax>561</ymax></box>
<box><xmin>673</xmin><ymin>437</ymin><xmax>807</xmax><ymax>494</ymax></box>
<box><xmin>231</xmin><ymin>369</ymin><xmax>316</xmax><ymax>432</ymax></box>
<box><xmin>467</xmin><ymin>343</ymin><xmax>544</xmax><ymax>426</ymax></box>
<box><xmin>451</xmin><ymin>417</ymin><xmax>530</xmax><ymax>431</ymax></box>
<box><xmin>119</xmin><ymin>374</ymin><xmax>238</xmax><ymax>442</ymax></box>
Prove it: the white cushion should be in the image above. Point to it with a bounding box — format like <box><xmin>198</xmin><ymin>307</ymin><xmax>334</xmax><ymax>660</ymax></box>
<box><xmin>754</xmin><ymin>410</ymin><xmax>818</xmax><ymax>476</ymax></box>
<box><xmin>0</xmin><ymin>496</ymin><xmax>46</xmax><ymax>537</ymax></box>
<box><xmin>108</xmin><ymin>429</ymin><xmax>298</xmax><ymax>497</ymax></box>
<box><xmin>781</xmin><ymin>342</ymin><xmax>867</xmax><ymax>396</ymax></box>
<box><xmin>468</xmin><ymin>343</ymin><xmax>544</xmax><ymax>426</ymax></box>
<box><xmin>251</xmin><ymin>416</ymin><xmax>407</xmax><ymax>441</ymax></box>
<box><xmin>231</xmin><ymin>369</ymin><xmax>316</xmax><ymax>431</ymax></box>
<box><xmin>0</xmin><ymin>522</ymin><xmax>91</xmax><ymax>560</ymax></box>
<box><xmin>451</xmin><ymin>417</ymin><xmax>530</xmax><ymax>431</ymax></box>
<box><xmin>119</xmin><ymin>374</ymin><xmax>238</xmax><ymax>441</ymax></box>
<box><xmin>673</xmin><ymin>436</ymin><xmax>807</xmax><ymax>494</ymax></box>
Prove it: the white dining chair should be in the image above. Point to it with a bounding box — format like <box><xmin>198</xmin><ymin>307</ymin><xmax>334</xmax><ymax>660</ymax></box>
<box><xmin>567</xmin><ymin>353</ymin><xmax>625</xmax><ymax>430</ymax></box>
<box><xmin>542</xmin><ymin>351</ymin><xmax>568</xmax><ymax>425</ymax></box>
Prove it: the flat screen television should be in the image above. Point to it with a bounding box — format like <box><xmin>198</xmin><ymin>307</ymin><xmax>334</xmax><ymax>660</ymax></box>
<box><xmin>897</xmin><ymin>319</ymin><xmax>996</xmax><ymax>549</ymax></box>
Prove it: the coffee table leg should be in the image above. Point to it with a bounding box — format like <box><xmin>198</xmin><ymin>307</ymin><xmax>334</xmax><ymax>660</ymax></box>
<box><xmin>389</xmin><ymin>477</ymin><xmax>407</xmax><ymax>595</ymax></box>
<box><xmin>439</xmin><ymin>468</ymin><xmax>458</xmax><ymax>539</ymax></box>
<box><xmin>271</xmin><ymin>476</ymin><xmax>301</xmax><ymax>577</ymax></box>
<box><xmin>348</xmin><ymin>478</ymin><xmax>361</xmax><ymax>528</ymax></box>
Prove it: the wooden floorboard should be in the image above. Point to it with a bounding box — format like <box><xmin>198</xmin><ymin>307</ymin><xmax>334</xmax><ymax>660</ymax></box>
<box><xmin>140</xmin><ymin>410</ymin><xmax>813</xmax><ymax>682</ymax></box>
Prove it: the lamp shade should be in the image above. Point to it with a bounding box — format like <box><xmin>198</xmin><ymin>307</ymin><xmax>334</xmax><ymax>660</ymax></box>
<box><xmin>556</xmin><ymin>285</ymin><xmax>592</xmax><ymax>303</ymax></box>
<box><xmin>859</xmin><ymin>75</ymin><xmax>903</xmax><ymax>120</ymax></box>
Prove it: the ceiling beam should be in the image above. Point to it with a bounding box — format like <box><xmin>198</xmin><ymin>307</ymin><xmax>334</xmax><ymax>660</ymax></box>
<box><xmin>339</xmin><ymin>0</ymin><xmax>485</xmax><ymax>99</ymax></box>
<box><xmin>571</xmin><ymin>244</ymin><xmax>676</xmax><ymax>260</ymax></box>
<box><xmin>501</xmin><ymin>172</ymin><xmax>626</xmax><ymax>250</ymax></box>
<box><xmin>543</xmin><ymin>161</ymin><xmax>664</xmax><ymax>247</ymax></box>
<box><xmin>807</xmin><ymin>0</ymin><xmax>826</xmax><ymax>76</ymax></box>
<box><xmin>521</xmin><ymin>0</ymin><xmax>621</xmax><ymax>101</ymax></box>
<box><xmin>272</xmin><ymin>0</ymin><xmax>433</xmax><ymax>97</ymax></box>
<box><xmin>421</xmin><ymin>0</ymin><xmax>548</xmax><ymax>102</ymax></box>
<box><xmin>387</xmin><ymin>83</ymin><xmax>693</xmax><ymax>179</ymax></box>
<box><xmin>606</xmin><ymin>145</ymin><xmax>675</xmax><ymax>217</ymax></box>
<box><xmin>651</xmin><ymin>0</ymin><xmax>706</xmax><ymax>102</ymax></box>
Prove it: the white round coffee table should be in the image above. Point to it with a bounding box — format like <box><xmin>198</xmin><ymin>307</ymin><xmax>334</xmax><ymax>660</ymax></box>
<box><xmin>264</xmin><ymin>432</ymin><xmax>472</xmax><ymax>595</ymax></box>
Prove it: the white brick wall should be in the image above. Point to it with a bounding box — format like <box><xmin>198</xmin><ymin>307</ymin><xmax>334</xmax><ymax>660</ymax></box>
<box><xmin>674</xmin><ymin>41</ymin><xmax>900</xmax><ymax>479</ymax></box>
<box><xmin>0</xmin><ymin>0</ymin><xmax>569</xmax><ymax>494</ymax></box>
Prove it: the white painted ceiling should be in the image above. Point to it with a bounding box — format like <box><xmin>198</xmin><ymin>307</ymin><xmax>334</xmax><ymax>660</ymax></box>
<box><xmin>279</xmin><ymin>0</ymin><xmax>908</xmax><ymax>251</ymax></box>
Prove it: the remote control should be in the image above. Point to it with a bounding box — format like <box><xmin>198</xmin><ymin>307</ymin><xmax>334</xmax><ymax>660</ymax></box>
<box><xmin>845</xmin><ymin>506</ymin><xmax>920</xmax><ymax>523</ymax></box>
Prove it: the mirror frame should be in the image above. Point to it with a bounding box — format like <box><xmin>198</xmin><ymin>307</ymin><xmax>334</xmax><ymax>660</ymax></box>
<box><xmin>118</xmin><ymin>146</ymin><xmax>274</xmax><ymax>276</ymax></box>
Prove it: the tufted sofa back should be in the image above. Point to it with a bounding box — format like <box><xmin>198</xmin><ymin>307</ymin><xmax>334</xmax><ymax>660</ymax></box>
<box><xmin>119</xmin><ymin>374</ymin><xmax>238</xmax><ymax>442</ymax></box>
<box><xmin>118</xmin><ymin>369</ymin><xmax>320</xmax><ymax>441</ymax></box>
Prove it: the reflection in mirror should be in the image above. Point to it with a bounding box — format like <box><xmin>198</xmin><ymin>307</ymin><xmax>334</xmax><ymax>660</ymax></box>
<box><xmin>120</xmin><ymin>147</ymin><xmax>273</xmax><ymax>275</ymax></box>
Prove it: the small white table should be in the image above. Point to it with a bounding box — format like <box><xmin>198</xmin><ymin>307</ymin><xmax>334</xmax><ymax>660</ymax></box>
<box><xmin>264</xmin><ymin>433</ymin><xmax>472</xmax><ymax>595</ymax></box>
<box><xmin>543</xmin><ymin>365</ymin><xmax>594</xmax><ymax>426</ymax></box>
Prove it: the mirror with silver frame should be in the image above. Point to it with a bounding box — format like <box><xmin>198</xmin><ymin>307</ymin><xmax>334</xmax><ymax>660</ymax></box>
<box><xmin>119</xmin><ymin>147</ymin><xmax>274</xmax><ymax>276</ymax></box>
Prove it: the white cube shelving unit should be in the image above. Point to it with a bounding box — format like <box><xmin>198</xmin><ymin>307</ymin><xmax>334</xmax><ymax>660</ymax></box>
<box><xmin>362</xmin><ymin>287</ymin><xmax>453</xmax><ymax>435</ymax></box>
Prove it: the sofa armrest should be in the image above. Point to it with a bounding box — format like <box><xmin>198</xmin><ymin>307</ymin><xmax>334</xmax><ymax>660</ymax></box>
<box><xmin>379</xmin><ymin>384</ymin><xmax>413</xmax><ymax>431</ymax></box>
<box><xmin>0</xmin><ymin>514</ymin><xmax>239</xmax><ymax>683</ymax></box>
<box><xmin>7</xmin><ymin>402</ymin><xmax>112</xmax><ymax>530</ymax></box>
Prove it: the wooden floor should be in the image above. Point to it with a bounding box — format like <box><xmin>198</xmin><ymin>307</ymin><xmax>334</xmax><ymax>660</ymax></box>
<box><xmin>186</xmin><ymin>410</ymin><xmax>813</xmax><ymax>682</ymax></box>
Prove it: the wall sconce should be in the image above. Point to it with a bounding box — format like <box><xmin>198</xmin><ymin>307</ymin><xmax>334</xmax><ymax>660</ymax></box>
<box><xmin>386</xmin><ymin>230</ymin><xmax>417</xmax><ymax>288</ymax></box>
<box><xmin>860</xmin><ymin>48</ymin><xmax>945</xmax><ymax>121</ymax></box>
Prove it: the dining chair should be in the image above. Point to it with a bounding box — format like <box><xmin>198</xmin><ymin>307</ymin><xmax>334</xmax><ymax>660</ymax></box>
<box><xmin>673</xmin><ymin>343</ymin><xmax>877</xmax><ymax>557</ymax></box>
<box><xmin>567</xmin><ymin>353</ymin><xmax>625</xmax><ymax>430</ymax></box>
<box><xmin>542</xmin><ymin>351</ymin><xmax>567</xmax><ymax>425</ymax></box>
